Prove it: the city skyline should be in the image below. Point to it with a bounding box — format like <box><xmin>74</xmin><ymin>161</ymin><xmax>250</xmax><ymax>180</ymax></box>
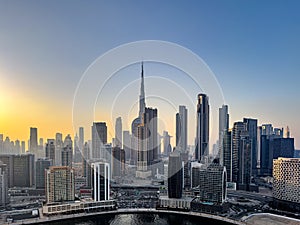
<box><xmin>0</xmin><ymin>1</ymin><xmax>300</xmax><ymax>149</ymax></box>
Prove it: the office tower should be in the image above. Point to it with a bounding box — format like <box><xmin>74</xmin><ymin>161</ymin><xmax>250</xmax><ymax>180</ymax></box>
<box><xmin>21</xmin><ymin>141</ymin><xmax>25</xmax><ymax>153</ymax></box>
<box><xmin>168</xmin><ymin>151</ymin><xmax>183</xmax><ymax>199</ymax></box>
<box><xmin>272</xmin><ymin>138</ymin><xmax>294</xmax><ymax>159</ymax></box>
<box><xmin>82</xmin><ymin>142</ymin><xmax>90</xmax><ymax>178</ymax></box>
<box><xmin>238</xmin><ymin>132</ymin><xmax>252</xmax><ymax>191</ymax></box>
<box><xmin>273</xmin><ymin>158</ymin><xmax>300</xmax><ymax>210</ymax></box>
<box><xmin>176</xmin><ymin>105</ymin><xmax>188</xmax><ymax>152</ymax></box>
<box><xmin>29</xmin><ymin>127</ymin><xmax>38</xmax><ymax>155</ymax></box>
<box><xmin>91</xmin><ymin>162</ymin><xmax>110</xmax><ymax>201</ymax></box>
<box><xmin>219</xmin><ymin>105</ymin><xmax>229</xmax><ymax>166</ymax></box>
<box><xmin>163</xmin><ymin>131</ymin><xmax>172</xmax><ymax>156</ymax></box>
<box><xmin>0</xmin><ymin>161</ymin><xmax>8</xmax><ymax>206</ymax></box>
<box><xmin>55</xmin><ymin>133</ymin><xmax>63</xmax><ymax>166</ymax></box>
<box><xmin>36</xmin><ymin>158</ymin><xmax>52</xmax><ymax>189</ymax></box>
<box><xmin>195</xmin><ymin>94</ymin><xmax>209</xmax><ymax>162</ymax></box>
<box><xmin>79</xmin><ymin>127</ymin><xmax>84</xmax><ymax>151</ymax></box>
<box><xmin>181</xmin><ymin>151</ymin><xmax>190</xmax><ymax>190</ymax></box>
<box><xmin>3</xmin><ymin>137</ymin><xmax>11</xmax><ymax>154</ymax></box>
<box><xmin>223</xmin><ymin>130</ymin><xmax>232</xmax><ymax>182</ymax></box>
<box><xmin>131</xmin><ymin>62</ymin><xmax>147</xmax><ymax>166</ymax></box>
<box><xmin>45</xmin><ymin>139</ymin><xmax>55</xmax><ymax>164</ymax></box>
<box><xmin>137</xmin><ymin>107</ymin><xmax>158</xmax><ymax>173</ymax></box>
<box><xmin>286</xmin><ymin>126</ymin><xmax>290</xmax><ymax>138</ymax></box>
<box><xmin>14</xmin><ymin>140</ymin><xmax>20</xmax><ymax>154</ymax></box>
<box><xmin>231</xmin><ymin>122</ymin><xmax>246</xmax><ymax>183</ymax></box>
<box><xmin>73</xmin><ymin>133</ymin><xmax>82</xmax><ymax>163</ymax></box>
<box><xmin>112</xmin><ymin>146</ymin><xmax>125</xmax><ymax>177</ymax></box>
<box><xmin>198</xmin><ymin>163</ymin><xmax>227</xmax><ymax>204</ymax></box>
<box><xmin>115</xmin><ymin>117</ymin><xmax>122</xmax><ymax>147</ymax></box>
<box><xmin>92</xmin><ymin>122</ymin><xmax>107</xmax><ymax>159</ymax></box>
<box><xmin>62</xmin><ymin>135</ymin><xmax>73</xmax><ymax>167</ymax></box>
<box><xmin>0</xmin><ymin>155</ymin><xmax>13</xmax><ymax>187</ymax></box>
<box><xmin>123</xmin><ymin>130</ymin><xmax>131</xmax><ymax>162</ymax></box>
<box><xmin>46</xmin><ymin>166</ymin><xmax>75</xmax><ymax>203</ymax></box>
<box><xmin>243</xmin><ymin>118</ymin><xmax>258</xmax><ymax>175</ymax></box>
<box><xmin>13</xmin><ymin>154</ymin><xmax>35</xmax><ymax>187</ymax></box>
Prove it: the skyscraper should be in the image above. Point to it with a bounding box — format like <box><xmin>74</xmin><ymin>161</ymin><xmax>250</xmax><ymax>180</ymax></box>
<box><xmin>46</xmin><ymin>166</ymin><xmax>75</xmax><ymax>203</ymax></box>
<box><xmin>112</xmin><ymin>146</ymin><xmax>125</xmax><ymax>178</ymax></box>
<box><xmin>36</xmin><ymin>158</ymin><xmax>52</xmax><ymax>189</ymax></box>
<box><xmin>13</xmin><ymin>154</ymin><xmax>35</xmax><ymax>187</ymax></box>
<box><xmin>115</xmin><ymin>117</ymin><xmax>122</xmax><ymax>147</ymax></box>
<box><xmin>79</xmin><ymin>127</ymin><xmax>84</xmax><ymax>151</ymax></box>
<box><xmin>243</xmin><ymin>118</ymin><xmax>258</xmax><ymax>175</ymax></box>
<box><xmin>91</xmin><ymin>162</ymin><xmax>110</xmax><ymax>201</ymax></box>
<box><xmin>137</xmin><ymin>107</ymin><xmax>158</xmax><ymax>174</ymax></box>
<box><xmin>238</xmin><ymin>132</ymin><xmax>252</xmax><ymax>191</ymax></box>
<box><xmin>231</xmin><ymin>122</ymin><xmax>246</xmax><ymax>184</ymax></box>
<box><xmin>195</xmin><ymin>94</ymin><xmax>209</xmax><ymax>162</ymax></box>
<box><xmin>29</xmin><ymin>127</ymin><xmax>38</xmax><ymax>155</ymax></box>
<box><xmin>223</xmin><ymin>130</ymin><xmax>232</xmax><ymax>182</ymax></box>
<box><xmin>131</xmin><ymin>62</ymin><xmax>146</xmax><ymax>166</ymax></box>
<box><xmin>123</xmin><ymin>130</ymin><xmax>131</xmax><ymax>162</ymax></box>
<box><xmin>0</xmin><ymin>161</ymin><xmax>8</xmax><ymax>206</ymax></box>
<box><xmin>168</xmin><ymin>151</ymin><xmax>183</xmax><ymax>199</ymax></box>
<box><xmin>55</xmin><ymin>133</ymin><xmax>63</xmax><ymax>166</ymax></box>
<box><xmin>45</xmin><ymin>139</ymin><xmax>55</xmax><ymax>164</ymax></box>
<box><xmin>163</xmin><ymin>131</ymin><xmax>172</xmax><ymax>156</ymax></box>
<box><xmin>176</xmin><ymin>105</ymin><xmax>188</xmax><ymax>152</ymax></box>
<box><xmin>62</xmin><ymin>135</ymin><xmax>73</xmax><ymax>167</ymax></box>
<box><xmin>219</xmin><ymin>105</ymin><xmax>229</xmax><ymax>166</ymax></box>
<box><xmin>92</xmin><ymin>122</ymin><xmax>107</xmax><ymax>159</ymax></box>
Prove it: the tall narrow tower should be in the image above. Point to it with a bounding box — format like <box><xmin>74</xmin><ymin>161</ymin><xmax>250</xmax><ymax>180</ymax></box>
<box><xmin>195</xmin><ymin>94</ymin><xmax>209</xmax><ymax>162</ymax></box>
<box><xmin>139</xmin><ymin>62</ymin><xmax>146</xmax><ymax>119</ymax></box>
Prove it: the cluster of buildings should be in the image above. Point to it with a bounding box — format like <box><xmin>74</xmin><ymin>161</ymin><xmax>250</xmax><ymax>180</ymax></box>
<box><xmin>0</xmin><ymin>62</ymin><xmax>299</xmax><ymax>216</ymax></box>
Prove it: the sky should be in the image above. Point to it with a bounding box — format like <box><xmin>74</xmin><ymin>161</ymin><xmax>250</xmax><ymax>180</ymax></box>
<box><xmin>0</xmin><ymin>0</ymin><xmax>300</xmax><ymax>149</ymax></box>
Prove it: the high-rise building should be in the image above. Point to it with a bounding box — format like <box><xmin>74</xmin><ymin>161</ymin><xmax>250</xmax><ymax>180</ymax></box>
<box><xmin>55</xmin><ymin>133</ymin><xmax>63</xmax><ymax>166</ymax></box>
<box><xmin>168</xmin><ymin>151</ymin><xmax>183</xmax><ymax>199</ymax></box>
<box><xmin>273</xmin><ymin>158</ymin><xmax>300</xmax><ymax>211</ymax></box>
<box><xmin>123</xmin><ymin>131</ymin><xmax>131</xmax><ymax>162</ymax></box>
<box><xmin>21</xmin><ymin>141</ymin><xmax>25</xmax><ymax>153</ymax></box>
<box><xmin>62</xmin><ymin>135</ymin><xmax>73</xmax><ymax>167</ymax></box>
<box><xmin>198</xmin><ymin>163</ymin><xmax>227</xmax><ymax>204</ymax></box>
<box><xmin>0</xmin><ymin>161</ymin><xmax>8</xmax><ymax>206</ymax></box>
<box><xmin>36</xmin><ymin>158</ymin><xmax>52</xmax><ymax>189</ymax></box>
<box><xmin>115</xmin><ymin>117</ymin><xmax>122</xmax><ymax>147</ymax></box>
<box><xmin>13</xmin><ymin>154</ymin><xmax>35</xmax><ymax>187</ymax></box>
<box><xmin>219</xmin><ymin>105</ymin><xmax>229</xmax><ymax>166</ymax></box>
<box><xmin>176</xmin><ymin>105</ymin><xmax>188</xmax><ymax>152</ymax></box>
<box><xmin>29</xmin><ymin>127</ymin><xmax>38</xmax><ymax>155</ymax></box>
<box><xmin>79</xmin><ymin>127</ymin><xmax>84</xmax><ymax>151</ymax></box>
<box><xmin>137</xmin><ymin>107</ymin><xmax>158</xmax><ymax>173</ymax></box>
<box><xmin>131</xmin><ymin>62</ymin><xmax>147</xmax><ymax>166</ymax></box>
<box><xmin>195</xmin><ymin>94</ymin><xmax>209</xmax><ymax>162</ymax></box>
<box><xmin>82</xmin><ymin>142</ymin><xmax>90</xmax><ymax>178</ymax></box>
<box><xmin>15</xmin><ymin>140</ymin><xmax>20</xmax><ymax>154</ymax></box>
<box><xmin>112</xmin><ymin>146</ymin><xmax>125</xmax><ymax>178</ymax></box>
<box><xmin>231</xmin><ymin>122</ymin><xmax>246</xmax><ymax>183</ymax></box>
<box><xmin>91</xmin><ymin>162</ymin><xmax>110</xmax><ymax>201</ymax></box>
<box><xmin>272</xmin><ymin>138</ymin><xmax>294</xmax><ymax>159</ymax></box>
<box><xmin>0</xmin><ymin>155</ymin><xmax>13</xmax><ymax>187</ymax></box>
<box><xmin>243</xmin><ymin>118</ymin><xmax>258</xmax><ymax>175</ymax></box>
<box><xmin>92</xmin><ymin>122</ymin><xmax>107</xmax><ymax>159</ymax></box>
<box><xmin>223</xmin><ymin>130</ymin><xmax>232</xmax><ymax>182</ymax></box>
<box><xmin>45</xmin><ymin>139</ymin><xmax>55</xmax><ymax>164</ymax></box>
<box><xmin>238</xmin><ymin>132</ymin><xmax>252</xmax><ymax>191</ymax></box>
<box><xmin>46</xmin><ymin>166</ymin><xmax>75</xmax><ymax>203</ymax></box>
<box><xmin>163</xmin><ymin>131</ymin><xmax>172</xmax><ymax>156</ymax></box>
<box><xmin>73</xmin><ymin>133</ymin><xmax>82</xmax><ymax>163</ymax></box>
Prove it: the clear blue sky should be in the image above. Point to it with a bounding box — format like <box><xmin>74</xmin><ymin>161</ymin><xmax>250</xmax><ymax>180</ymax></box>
<box><xmin>0</xmin><ymin>0</ymin><xmax>299</xmax><ymax>148</ymax></box>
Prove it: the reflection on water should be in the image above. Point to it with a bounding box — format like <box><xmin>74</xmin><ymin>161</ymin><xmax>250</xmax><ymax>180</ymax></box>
<box><xmin>50</xmin><ymin>213</ymin><xmax>233</xmax><ymax>225</ymax></box>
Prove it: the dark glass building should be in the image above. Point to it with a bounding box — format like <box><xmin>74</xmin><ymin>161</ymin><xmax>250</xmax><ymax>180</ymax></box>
<box><xmin>168</xmin><ymin>151</ymin><xmax>183</xmax><ymax>198</ymax></box>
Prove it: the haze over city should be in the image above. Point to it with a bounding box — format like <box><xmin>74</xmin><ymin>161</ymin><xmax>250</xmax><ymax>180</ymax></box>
<box><xmin>0</xmin><ymin>1</ymin><xmax>299</xmax><ymax>149</ymax></box>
